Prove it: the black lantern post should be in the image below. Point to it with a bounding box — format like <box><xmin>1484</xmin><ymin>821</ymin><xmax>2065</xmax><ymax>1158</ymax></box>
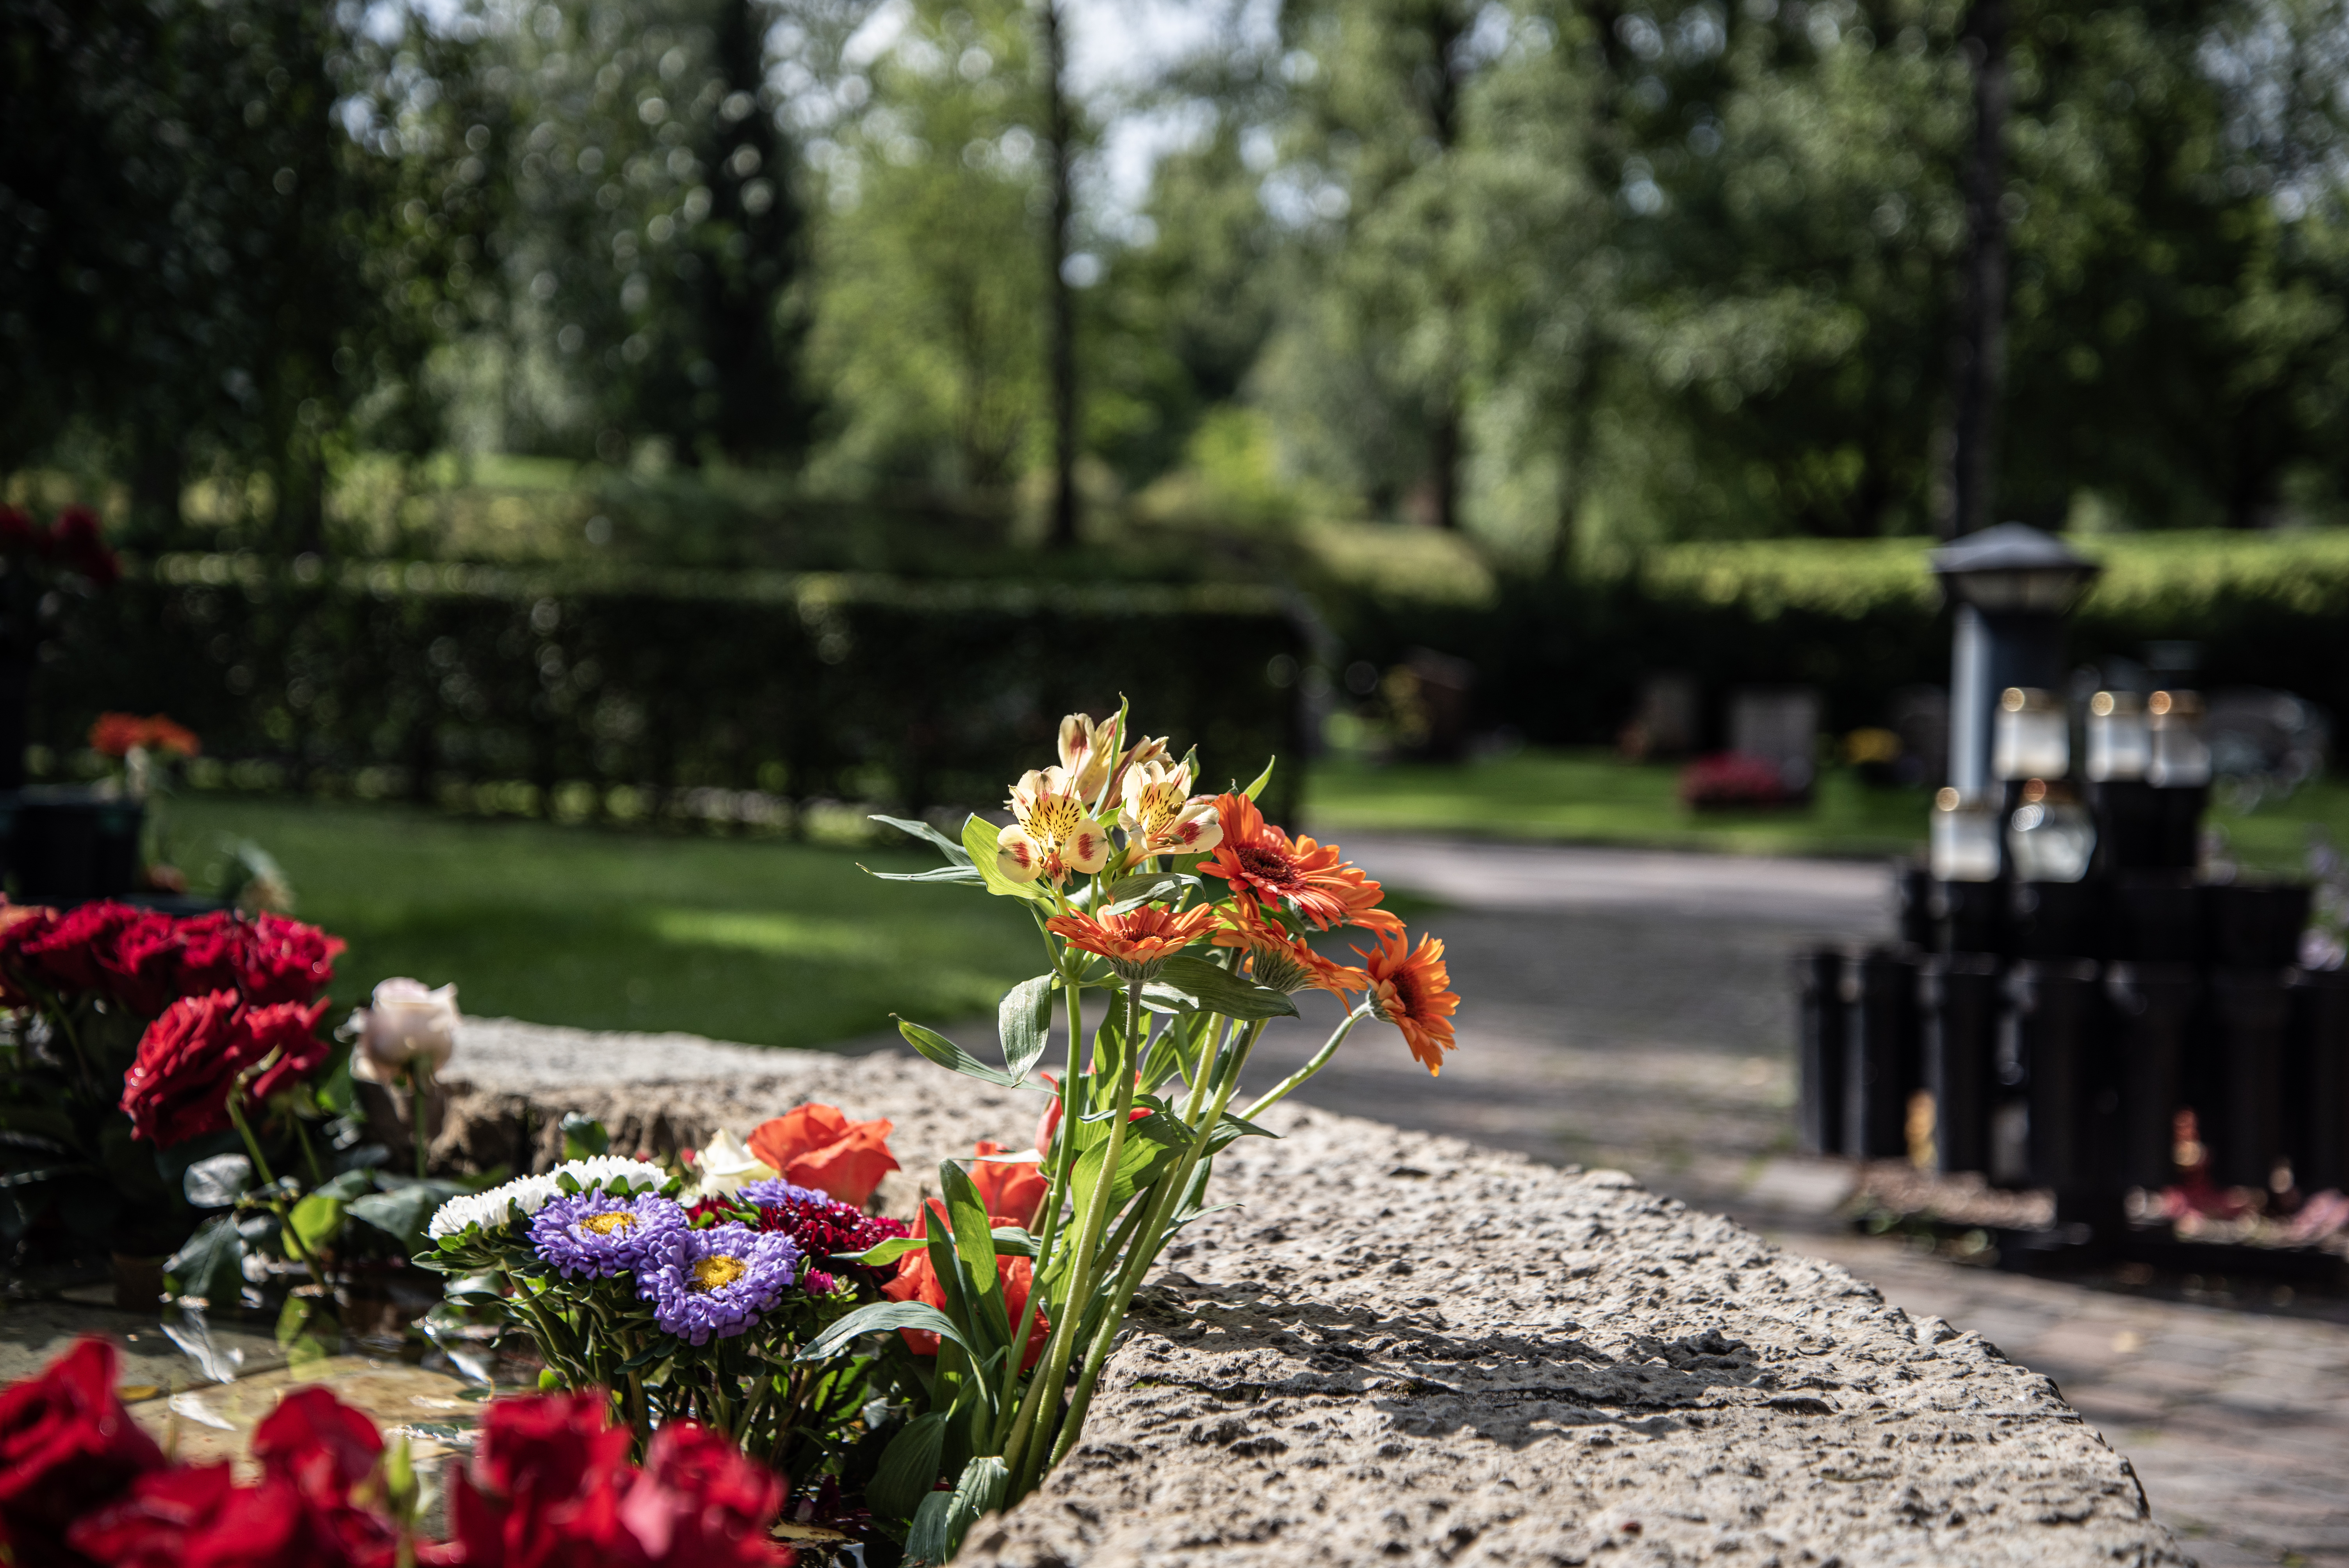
<box><xmin>1928</xmin><ymin>523</ymin><xmax>2101</xmax><ymax>803</ymax></box>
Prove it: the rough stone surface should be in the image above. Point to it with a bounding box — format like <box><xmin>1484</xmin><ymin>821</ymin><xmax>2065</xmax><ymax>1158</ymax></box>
<box><xmin>440</xmin><ymin>1021</ymin><xmax>2186</xmax><ymax>1567</ymax></box>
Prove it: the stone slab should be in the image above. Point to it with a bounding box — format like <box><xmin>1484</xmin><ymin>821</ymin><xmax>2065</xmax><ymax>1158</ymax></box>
<box><xmin>438</xmin><ymin>1031</ymin><xmax>2188</xmax><ymax>1567</ymax></box>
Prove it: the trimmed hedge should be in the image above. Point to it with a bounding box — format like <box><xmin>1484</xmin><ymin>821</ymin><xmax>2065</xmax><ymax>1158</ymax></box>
<box><xmin>1332</xmin><ymin>531</ymin><xmax>2349</xmax><ymax>749</ymax></box>
<box><xmin>36</xmin><ymin>556</ymin><xmax>1307</xmax><ymax>827</ymax></box>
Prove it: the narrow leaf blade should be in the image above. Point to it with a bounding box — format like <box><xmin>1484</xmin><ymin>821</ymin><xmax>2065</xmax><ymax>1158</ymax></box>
<box><xmin>998</xmin><ymin>974</ymin><xmax>1054</xmax><ymax>1081</ymax></box>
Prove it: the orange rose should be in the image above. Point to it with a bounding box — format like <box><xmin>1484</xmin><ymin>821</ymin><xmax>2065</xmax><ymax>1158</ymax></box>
<box><xmin>969</xmin><ymin>1141</ymin><xmax>1048</xmax><ymax>1229</ymax></box>
<box><xmin>744</xmin><ymin>1103</ymin><xmax>900</xmax><ymax>1207</ymax></box>
<box><xmin>881</xmin><ymin>1202</ymin><xmax>1050</xmax><ymax>1368</ymax></box>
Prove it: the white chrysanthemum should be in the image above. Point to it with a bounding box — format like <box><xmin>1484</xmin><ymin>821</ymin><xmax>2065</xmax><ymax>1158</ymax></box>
<box><xmin>427</xmin><ymin>1156</ymin><xmax>669</xmax><ymax>1241</ymax></box>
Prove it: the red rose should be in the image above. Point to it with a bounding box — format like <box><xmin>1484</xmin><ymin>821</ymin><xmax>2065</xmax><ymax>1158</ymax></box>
<box><xmin>0</xmin><ymin>504</ymin><xmax>37</xmax><ymax>553</ymax></box>
<box><xmin>119</xmin><ymin>994</ymin><xmax>329</xmax><ymax>1146</ymax></box>
<box><xmin>70</xmin><ymin>1388</ymin><xmax>397</xmax><ymax>1568</ymax></box>
<box><xmin>432</xmin><ymin>1397</ymin><xmax>791</xmax><ymax>1568</ymax></box>
<box><xmin>18</xmin><ymin>903</ymin><xmax>140</xmax><ymax>996</ymax></box>
<box><xmin>176</xmin><ymin>914</ymin><xmax>343</xmax><ymax>1009</ymax></box>
<box><xmin>0</xmin><ymin>1338</ymin><xmax>166</xmax><ymax>1568</ymax></box>
<box><xmin>97</xmin><ymin>914</ymin><xmax>185</xmax><ymax>1019</ymax></box>
<box><xmin>0</xmin><ymin>903</ymin><xmax>61</xmax><ymax>1005</ymax></box>
<box><xmin>743</xmin><ymin>1105</ymin><xmax>899</xmax><ymax>1207</ymax></box>
<box><xmin>51</xmin><ymin>506</ymin><xmax>120</xmax><ymax>589</ymax></box>
<box><xmin>610</xmin><ymin>1424</ymin><xmax>791</xmax><ymax>1568</ymax></box>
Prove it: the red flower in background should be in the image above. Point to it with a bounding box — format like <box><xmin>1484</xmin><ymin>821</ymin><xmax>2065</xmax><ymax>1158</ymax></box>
<box><xmin>70</xmin><ymin>1387</ymin><xmax>398</xmax><ymax>1568</ymax></box>
<box><xmin>743</xmin><ymin>1105</ymin><xmax>899</xmax><ymax>1208</ymax></box>
<box><xmin>1677</xmin><ymin>752</ymin><xmax>1790</xmax><ymax>810</ymax></box>
<box><xmin>89</xmin><ymin>715</ymin><xmax>201</xmax><ymax>760</ymax></box>
<box><xmin>119</xmin><ymin>993</ymin><xmax>330</xmax><ymax>1146</ymax></box>
<box><xmin>968</xmin><ymin>1141</ymin><xmax>1048</xmax><ymax>1229</ymax></box>
<box><xmin>882</xmin><ymin>1203</ymin><xmax>1050</xmax><ymax>1369</ymax></box>
<box><xmin>0</xmin><ymin>1338</ymin><xmax>166</xmax><ymax>1568</ymax></box>
<box><xmin>48</xmin><ymin>505</ymin><xmax>121</xmax><ymax>588</ymax></box>
<box><xmin>16</xmin><ymin>903</ymin><xmax>140</xmax><ymax>995</ymax></box>
<box><xmin>175</xmin><ymin>913</ymin><xmax>344</xmax><ymax>1009</ymax></box>
<box><xmin>0</xmin><ymin>504</ymin><xmax>39</xmax><ymax>553</ymax></box>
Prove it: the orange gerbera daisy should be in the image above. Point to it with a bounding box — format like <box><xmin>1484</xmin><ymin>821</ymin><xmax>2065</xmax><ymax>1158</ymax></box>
<box><xmin>1046</xmin><ymin>903</ymin><xmax>1218</xmax><ymax>978</ymax></box>
<box><xmin>1211</xmin><ymin>901</ymin><xmax>1366</xmax><ymax>997</ymax></box>
<box><xmin>1200</xmin><ymin>793</ymin><xmax>1396</xmax><ymax>932</ymax></box>
<box><xmin>1356</xmin><ymin>929</ymin><xmax>1460</xmax><ymax>1075</ymax></box>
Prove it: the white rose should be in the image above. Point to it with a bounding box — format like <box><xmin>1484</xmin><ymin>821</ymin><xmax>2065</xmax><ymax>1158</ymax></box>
<box><xmin>350</xmin><ymin>978</ymin><xmax>461</xmax><ymax>1084</ymax></box>
<box><xmin>690</xmin><ymin>1127</ymin><xmax>778</xmax><ymax>1201</ymax></box>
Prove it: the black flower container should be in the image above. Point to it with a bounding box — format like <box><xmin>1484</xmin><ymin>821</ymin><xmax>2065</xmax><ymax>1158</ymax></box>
<box><xmin>1793</xmin><ymin>948</ymin><xmax>1848</xmax><ymax>1157</ymax></box>
<box><xmin>2210</xmin><ymin>969</ymin><xmax>2292</xmax><ymax>1190</ymax></box>
<box><xmin>1932</xmin><ymin>878</ymin><xmax>2005</xmax><ymax>957</ymax></box>
<box><xmin>2110</xmin><ymin>875</ymin><xmax>2204</xmax><ymax>964</ymax></box>
<box><xmin>1843</xmin><ymin>945</ymin><xmax>1922</xmax><ymax>1160</ymax></box>
<box><xmin>2206</xmin><ymin>882</ymin><xmax>2313</xmax><ymax>970</ymax></box>
<box><xmin>9</xmin><ymin>787</ymin><xmax>143</xmax><ymax>901</ymax></box>
<box><xmin>2009</xmin><ymin>879</ymin><xmax>2105</xmax><ymax>961</ymax></box>
<box><xmin>2008</xmin><ymin>959</ymin><xmax>2116</xmax><ymax>1196</ymax></box>
<box><xmin>2105</xmin><ymin>962</ymin><xmax>2200</xmax><ymax>1191</ymax></box>
<box><xmin>1924</xmin><ymin>952</ymin><xmax>2001</xmax><ymax>1178</ymax></box>
<box><xmin>2288</xmin><ymin>968</ymin><xmax>2349</xmax><ymax>1192</ymax></box>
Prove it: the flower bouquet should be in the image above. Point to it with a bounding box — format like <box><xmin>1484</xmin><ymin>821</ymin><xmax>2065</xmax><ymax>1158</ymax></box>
<box><xmin>815</xmin><ymin>707</ymin><xmax>1458</xmax><ymax>1557</ymax></box>
<box><xmin>415</xmin><ymin>707</ymin><xmax>1457</xmax><ymax>1560</ymax></box>
<box><xmin>417</xmin><ymin>1107</ymin><xmax>920</xmax><ymax>1494</ymax></box>
<box><xmin>0</xmin><ymin>901</ymin><xmax>479</xmax><ymax>1352</ymax></box>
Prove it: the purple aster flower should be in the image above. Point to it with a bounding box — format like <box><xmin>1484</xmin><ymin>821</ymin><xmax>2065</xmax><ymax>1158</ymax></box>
<box><xmin>529</xmin><ymin>1190</ymin><xmax>688</xmax><ymax>1280</ymax></box>
<box><xmin>738</xmin><ymin>1176</ymin><xmax>830</xmax><ymax>1209</ymax></box>
<box><xmin>639</xmin><ymin>1222</ymin><xmax>801</xmax><ymax>1345</ymax></box>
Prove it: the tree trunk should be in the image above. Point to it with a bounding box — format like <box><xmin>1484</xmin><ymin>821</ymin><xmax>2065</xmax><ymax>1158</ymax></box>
<box><xmin>1946</xmin><ymin>0</ymin><xmax>2010</xmax><ymax>540</ymax></box>
<box><xmin>1040</xmin><ymin>0</ymin><xmax>1079</xmax><ymax>550</ymax></box>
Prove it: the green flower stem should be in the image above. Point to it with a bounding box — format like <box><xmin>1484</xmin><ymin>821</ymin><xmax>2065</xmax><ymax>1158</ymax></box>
<box><xmin>1050</xmin><ymin>1019</ymin><xmax>1263</xmax><ymax>1468</ymax></box>
<box><xmin>411</xmin><ymin>1059</ymin><xmax>434</xmax><ymax>1179</ymax></box>
<box><xmin>1240</xmin><ymin>1002</ymin><xmax>1374</xmax><ymax>1121</ymax></box>
<box><xmin>292</xmin><ymin>1114</ymin><xmax>324</xmax><ymax>1188</ymax></box>
<box><xmin>1004</xmin><ymin>976</ymin><xmax>1142</xmax><ymax>1497</ymax></box>
<box><xmin>990</xmin><ymin>1066</ymin><xmax>1073</xmax><ymax>1452</ymax></box>
<box><xmin>223</xmin><ymin>1086</ymin><xmax>276</xmax><ymax>1188</ymax></box>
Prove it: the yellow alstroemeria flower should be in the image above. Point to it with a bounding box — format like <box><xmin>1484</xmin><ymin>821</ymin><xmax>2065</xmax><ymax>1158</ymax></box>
<box><xmin>1117</xmin><ymin>758</ymin><xmax>1224</xmax><ymax>857</ymax></box>
<box><xmin>996</xmin><ymin>765</ymin><xmax>1114</xmax><ymax>884</ymax></box>
<box><xmin>1056</xmin><ymin>711</ymin><xmax>1170</xmax><ymax>811</ymax></box>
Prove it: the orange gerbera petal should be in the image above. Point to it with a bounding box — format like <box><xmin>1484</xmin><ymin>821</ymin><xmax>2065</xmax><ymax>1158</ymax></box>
<box><xmin>1045</xmin><ymin>904</ymin><xmax>1218</xmax><ymax>973</ymax></box>
<box><xmin>1210</xmin><ymin>901</ymin><xmax>1367</xmax><ymax>997</ymax></box>
<box><xmin>1355</xmin><ymin>929</ymin><xmax>1460</xmax><ymax>1075</ymax></box>
<box><xmin>1198</xmin><ymin>795</ymin><xmax>1347</xmax><ymax>928</ymax></box>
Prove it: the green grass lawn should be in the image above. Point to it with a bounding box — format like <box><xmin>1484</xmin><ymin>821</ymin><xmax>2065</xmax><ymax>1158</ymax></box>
<box><xmin>160</xmin><ymin>797</ymin><xmax>1040</xmax><ymax>1049</ymax></box>
<box><xmin>1302</xmin><ymin>746</ymin><xmax>2349</xmax><ymax>874</ymax></box>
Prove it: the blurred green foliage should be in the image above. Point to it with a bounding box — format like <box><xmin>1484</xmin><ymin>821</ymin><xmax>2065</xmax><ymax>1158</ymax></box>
<box><xmin>12</xmin><ymin>0</ymin><xmax>2349</xmax><ymax>552</ymax></box>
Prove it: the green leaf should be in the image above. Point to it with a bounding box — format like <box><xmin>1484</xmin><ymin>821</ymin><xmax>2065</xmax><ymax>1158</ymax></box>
<box><xmin>868</xmin><ymin>1411</ymin><xmax>950</xmax><ymax>1524</ymax></box>
<box><xmin>839</xmin><ymin>1235</ymin><xmax>927</xmax><ymax>1269</ymax></box>
<box><xmin>1205</xmin><ymin>1109</ymin><xmax>1283</xmax><ymax>1153</ymax></box>
<box><xmin>987</xmin><ymin>1225</ymin><xmax>1038</xmax><ymax>1257</ymax></box>
<box><xmin>183</xmin><ymin>1152</ymin><xmax>254</xmax><ymax>1209</ymax></box>
<box><xmin>796</xmin><ymin>1300</ymin><xmax>973</xmax><ymax>1363</ymax></box>
<box><xmin>1147</xmin><ymin>955</ymin><xmax>1297</xmax><ymax>1021</ymax></box>
<box><xmin>896</xmin><ymin>1019</ymin><xmax>1023</xmax><ymax>1088</ymax></box>
<box><xmin>347</xmin><ymin>1187</ymin><xmax>444</xmax><ymax>1252</ymax></box>
<box><xmin>560</xmin><ymin>1113</ymin><xmax>609</xmax><ymax>1161</ymax></box>
<box><xmin>315</xmin><ymin>1167</ymin><xmax>377</xmax><ymax>1201</ymax></box>
<box><xmin>939</xmin><ymin>1162</ymin><xmax>1005</xmax><ymax>1351</ymax></box>
<box><xmin>961</xmin><ymin>814</ymin><xmax>1046</xmax><ymax>903</ymax></box>
<box><xmin>866</xmin><ymin>865</ymin><xmax>984</xmax><ymax>884</ymax></box>
<box><xmin>870</xmin><ymin>815</ymin><xmax>973</xmax><ymax>864</ymax></box>
<box><xmin>1095</xmin><ymin>871</ymin><xmax>1198</xmax><ymax>914</ymax></box>
<box><xmin>997</xmin><ymin>975</ymin><xmax>1054</xmax><ymax>1082</ymax></box>
<box><xmin>163</xmin><ymin>1213</ymin><xmax>247</xmax><ymax>1302</ymax></box>
<box><xmin>290</xmin><ymin>1191</ymin><xmax>346</xmax><ymax>1252</ymax></box>
<box><xmin>1068</xmin><ymin>1133</ymin><xmax>1168</xmax><ymax>1243</ymax></box>
<box><xmin>943</xmin><ymin>1456</ymin><xmax>1011</xmax><ymax>1560</ymax></box>
<box><xmin>0</xmin><ymin>1105</ymin><xmax>77</xmax><ymax>1144</ymax></box>
<box><xmin>1240</xmin><ymin>755</ymin><xmax>1276</xmax><ymax>801</ymax></box>
<box><xmin>905</xmin><ymin>1490</ymin><xmax>957</xmax><ymax>1568</ymax></box>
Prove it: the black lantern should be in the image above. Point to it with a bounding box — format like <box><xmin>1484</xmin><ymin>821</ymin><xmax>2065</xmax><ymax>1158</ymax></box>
<box><xmin>1929</xmin><ymin>524</ymin><xmax>2101</xmax><ymax>802</ymax></box>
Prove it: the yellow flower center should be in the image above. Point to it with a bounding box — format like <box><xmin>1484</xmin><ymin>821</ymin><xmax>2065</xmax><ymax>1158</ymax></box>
<box><xmin>692</xmin><ymin>1254</ymin><xmax>749</xmax><ymax>1292</ymax></box>
<box><xmin>580</xmin><ymin>1212</ymin><xmax>637</xmax><ymax>1236</ymax></box>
